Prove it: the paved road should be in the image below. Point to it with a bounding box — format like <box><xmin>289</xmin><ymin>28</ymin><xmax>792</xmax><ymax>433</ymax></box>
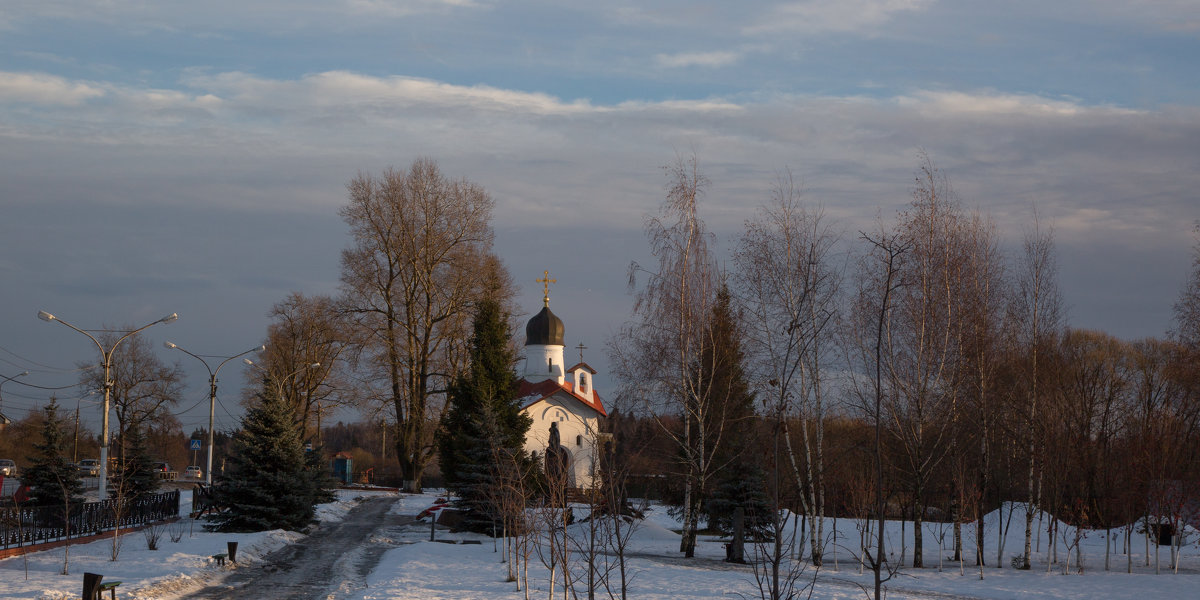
<box><xmin>178</xmin><ymin>496</ymin><xmax>413</xmax><ymax>600</ymax></box>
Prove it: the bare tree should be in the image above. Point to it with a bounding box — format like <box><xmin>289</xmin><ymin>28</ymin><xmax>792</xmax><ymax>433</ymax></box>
<box><xmin>883</xmin><ymin>153</ymin><xmax>972</xmax><ymax>568</ymax></box>
<box><xmin>1053</xmin><ymin>328</ymin><xmax>1130</xmax><ymax>572</ymax></box>
<box><xmin>1126</xmin><ymin>337</ymin><xmax>1181</xmax><ymax>570</ymax></box>
<box><xmin>734</xmin><ymin>173</ymin><xmax>841</xmax><ymax>566</ymax></box>
<box><xmin>1172</xmin><ymin>221</ymin><xmax>1200</xmax><ymax>349</ymax></box>
<box><xmin>610</xmin><ymin>154</ymin><xmax>725</xmax><ymax>558</ymax></box>
<box><xmin>338</xmin><ymin>158</ymin><xmax>509</xmax><ymax>492</ymax></box>
<box><xmin>79</xmin><ymin>331</ymin><xmax>184</xmax><ymax>466</ymax></box>
<box><xmin>957</xmin><ymin>210</ymin><xmax>1007</xmax><ymax>568</ymax></box>
<box><xmin>531</xmin><ymin>453</ymin><xmax>573</xmax><ymax>600</ymax></box>
<box><xmin>254</xmin><ymin>293</ymin><xmax>353</xmax><ymax>443</ymax></box>
<box><xmin>849</xmin><ymin>226</ymin><xmax>909</xmax><ymax>599</ymax></box>
<box><xmin>1010</xmin><ymin>209</ymin><xmax>1063</xmax><ymax>570</ymax></box>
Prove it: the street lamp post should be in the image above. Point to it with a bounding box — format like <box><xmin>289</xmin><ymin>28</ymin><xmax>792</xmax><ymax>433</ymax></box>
<box><xmin>0</xmin><ymin>370</ymin><xmax>29</xmax><ymax>425</ymax></box>
<box><xmin>164</xmin><ymin>341</ymin><xmax>264</xmax><ymax>485</ymax></box>
<box><xmin>38</xmin><ymin>310</ymin><xmax>177</xmax><ymax>498</ymax></box>
<box><xmin>243</xmin><ymin>359</ymin><xmax>320</xmax><ymax>439</ymax></box>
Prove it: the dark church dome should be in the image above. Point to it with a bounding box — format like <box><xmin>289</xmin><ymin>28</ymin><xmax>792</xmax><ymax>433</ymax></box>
<box><xmin>525</xmin><ymin>304</ymin><xmax>565</xmax><ymax>346</ymax></box>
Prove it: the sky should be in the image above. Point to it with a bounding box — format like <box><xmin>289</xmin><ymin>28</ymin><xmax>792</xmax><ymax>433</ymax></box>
<box><xmin>1</xmin><ymin>1</ymin><xmax>1198</xmax><ymax>435</ymax></box>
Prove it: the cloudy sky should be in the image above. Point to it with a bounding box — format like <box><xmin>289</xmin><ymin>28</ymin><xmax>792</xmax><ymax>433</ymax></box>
<box><xmin>1</xmin><ymin>1</ymin><xmax>1198</xmax><ymax>433</ymax></box>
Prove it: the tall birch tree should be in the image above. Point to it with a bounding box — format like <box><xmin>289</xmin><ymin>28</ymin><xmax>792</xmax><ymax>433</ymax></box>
<box><xmin>610</xmin><ymin>155</ymin><xmax>723</xmax><ymax>558</ymax></box>
<box><xmin>1010</xmin><ymin>210</ymin><xmax>1063</xmax><ymax>570</ymax></box>
<box><xmin>886</xmin><ymin>154</ymin><xmax>971</xmax><ymax>568</ymax></box>
<box><xmin>734</xmin><ymin>174</ymin><xmax>840</xmax><ymax>565</ymax></box>
<box><xmin>958</xmin><ymin>211</ymin><xmax>1007</xmax><ymax>567</ymax></box>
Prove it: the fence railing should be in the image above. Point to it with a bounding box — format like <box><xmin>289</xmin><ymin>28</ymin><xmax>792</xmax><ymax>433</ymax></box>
<box><xmin>0</xmin><ymin>490</ymin><xmax>180</xmax><ymax>550</ymax></box>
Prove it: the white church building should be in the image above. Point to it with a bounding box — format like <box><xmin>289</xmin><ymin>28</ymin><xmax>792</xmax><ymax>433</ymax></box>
<box><xmin>517</xmin><ymin>276</ymin><xmax>607</xmax><ymax>490</ymax></box>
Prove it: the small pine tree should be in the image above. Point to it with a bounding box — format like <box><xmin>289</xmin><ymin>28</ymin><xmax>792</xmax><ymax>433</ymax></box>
<box><xmin>207</xmin><ymin>379</ymin><xmax>322</xmax><ymax>532</ymax></box>
<box><xmin>437</xmin><ymin>298</ymin><xmax>532</xmax><ymax>533</ymax></box>
<box><xmin>302</xmin><ymin>443</ymin><xmax>338</xmax><ymax>507</ymax></box>
<box><xmin>23</xmin><ymin>398</ymin><xmax>84</xmax><ymax>506</ymax></box>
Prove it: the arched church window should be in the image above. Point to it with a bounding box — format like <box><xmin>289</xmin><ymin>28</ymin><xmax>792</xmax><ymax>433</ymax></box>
<box><xmin>580</xmin><ymin>372</ymin><xmax>588</xmax><ymax>393</ymax></box>
<box><xmin>548</xmin><ymin>357</ymin><xmax>553</xmax><ymax>373</ymax></box>
<box><xmin>576</xmin><ymin>434</ymin><xmax>582</xmax><ymax>446</ymax></box>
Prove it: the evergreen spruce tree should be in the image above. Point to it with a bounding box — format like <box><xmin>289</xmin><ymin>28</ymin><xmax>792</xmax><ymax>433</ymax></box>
<box><xmin>674</xmin><ymin>283</ymin><xmax>757</xmax><ymax>530</ymax></box>
<box><xmin>207</xmin><ymin>378</ymin><xmax>320</xmax><ymax>532</ymax></box>
<box><xmin>437</xmin><ymin>298</ymin><xmax>532</xmax><ymax>533</ymax></box>
<box><xmin>109</xmin><ymin>423</ymin><xmax>158</xmax><ymax>502</ymax></box>
<box><xmin>700</xmin><ymin>284</ymin><xmax>757</xmax><ymax>473</ymax></box>
<box><xmin>302</xmin><ymin>443</ymin><xmax>338</xmax><ymax>507</ymax></box>
<box><xmin>705</xmin><ymin>463</ymin><xmax>772</xmax><ymax>538</ymax></box>
<box><xmin>22</xmin><ymin>398</ymin><xmax>84</xmax><ymax>507</ymax></box>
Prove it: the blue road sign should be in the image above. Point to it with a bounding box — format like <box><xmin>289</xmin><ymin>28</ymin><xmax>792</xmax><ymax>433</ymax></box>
<box><xmin>190</xmin><ymin>439</ymin><xmax>202</xmax><ymax>451</ymax></box>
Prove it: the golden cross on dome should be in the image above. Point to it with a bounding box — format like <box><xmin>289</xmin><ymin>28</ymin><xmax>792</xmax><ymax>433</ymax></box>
<box><xmin>537</xmin><ymin>270</ymin><xmax>556</xmax><ymax>306</ymax></box>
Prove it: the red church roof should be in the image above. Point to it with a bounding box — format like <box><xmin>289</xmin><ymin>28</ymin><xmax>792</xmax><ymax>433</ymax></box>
<box><xmin>517</xmin><ymin>378</ymin><xmax>607</xmax><ymax>417</ymax></box>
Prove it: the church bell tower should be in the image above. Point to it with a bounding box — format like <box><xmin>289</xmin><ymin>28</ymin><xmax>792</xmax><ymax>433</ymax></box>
<box><xmin>523</xmin><ymin>270</ymin><xmax>566</xmax><ymax>384</ymax></box>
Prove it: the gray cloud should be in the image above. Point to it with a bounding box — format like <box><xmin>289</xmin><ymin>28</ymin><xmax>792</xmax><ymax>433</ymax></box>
<box><xmin>2</xmin><ymin>37</ymin><xmax>1198</xmax><ymax>426</ymax></box>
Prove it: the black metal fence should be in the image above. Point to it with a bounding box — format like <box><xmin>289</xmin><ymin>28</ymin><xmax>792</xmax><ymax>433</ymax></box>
<box><xmin>0</xmin><ymin>490</ymin><xmax>179</xmax><ymax>551</ymax></box>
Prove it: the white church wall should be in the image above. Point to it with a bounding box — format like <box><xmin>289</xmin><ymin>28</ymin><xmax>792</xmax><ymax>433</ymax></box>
<box><xmin>523</xmin><ymin>343</ymin><xmax>565</xmax><ymax>384</ymax></box>
<box><xmin>523</xmin><ymin>395</ymin><xmax>600</xmax><ymax>489</ymax></box>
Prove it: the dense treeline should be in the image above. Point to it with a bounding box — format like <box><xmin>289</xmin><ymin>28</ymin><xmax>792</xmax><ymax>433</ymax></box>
<box><xmin>608</xmin><ymin>153</ymin><xmax>1200</xmax><ymax>584</ymax></box>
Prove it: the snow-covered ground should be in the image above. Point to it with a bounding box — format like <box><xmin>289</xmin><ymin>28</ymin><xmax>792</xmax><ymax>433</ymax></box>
<box><xmin>0</xmin><ymin>488</ymin><xmax>374</xmax><ymax>600</ymax></box>
<box><xmin>1</xmin><ymin>490</ymin><xmax>1197</xmax><ymax>599</ymax></box>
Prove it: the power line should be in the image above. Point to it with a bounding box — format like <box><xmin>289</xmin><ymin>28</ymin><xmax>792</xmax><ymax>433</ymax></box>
<box><xmin>0</xmin><ymin>344</ymin><xmax>92</xmax><ymax>373</ymax></box>
<box><xmin>3</xmin><ymin>379</ymin><xmax>85</xmax><ymax>391</ymax></box>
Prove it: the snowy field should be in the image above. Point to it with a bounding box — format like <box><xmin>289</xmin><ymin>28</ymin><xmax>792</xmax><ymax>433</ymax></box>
<box><xmin>1</xmin><ymin>489</ymin><xmax>1197</xmax><ymax>599</ymax></box>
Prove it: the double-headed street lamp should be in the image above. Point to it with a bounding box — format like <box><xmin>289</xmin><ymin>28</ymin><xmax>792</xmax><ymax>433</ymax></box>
<box><xmin>243</xmin><ymin>359</ymin><xmax>320</xmax><ymax>438</ymax></box>
<box><xmin>243</xmin><ymin>359</ymin><xmax>320</xmax><ymax>388</ymax></box>
<box><xmin>38</xmin><ymin>310</ymin><xmax>177</xmax><ymax>498</ymax></box>
<box><xmin>164</xmin><ymin>342</ymin><xmax>265</xmax><ymax>485</ymax></box>
<box><xmin>0</xmin><ymin>370</ymin><xmax>29</xmax><ymax>426</ymax></box>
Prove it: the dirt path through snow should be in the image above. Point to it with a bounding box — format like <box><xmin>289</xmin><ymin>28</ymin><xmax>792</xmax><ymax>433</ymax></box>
<box><xmin>178</xmin><ymin>496</ymin><xmax>413</xmax><ymax>600</ymax></box>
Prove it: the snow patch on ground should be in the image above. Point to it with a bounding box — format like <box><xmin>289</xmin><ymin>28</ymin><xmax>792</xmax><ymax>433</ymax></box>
<box><xmin>4</xmin><ymin>489</ymin><xmax>1199</xmax><ymax>599</ymax></box>
<box><xmin>0</xmin><ymin>488</ymin><xmax>393</xmax><ymax>600</ymax></box>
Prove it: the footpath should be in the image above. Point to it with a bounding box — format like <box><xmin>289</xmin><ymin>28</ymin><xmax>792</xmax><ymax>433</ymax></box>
<box><xmin>178</xmin><ymin>496</ymin><xmax>414</xmax><ymax>600</ymax></box>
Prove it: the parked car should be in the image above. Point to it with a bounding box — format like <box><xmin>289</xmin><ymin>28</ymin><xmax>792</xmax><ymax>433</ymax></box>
<box><xmin>184</xmin><ymin>465</ymin><xmax>202</xmax><ymax>479</ymax></box>
<box><xmin>152</xmin><ymin>461</ymin><xmax>177</xmax><ymax>480</ymax></box>
<box><xmin>0</xmin><ymin>459</ymin><xmax>16</xmax><ymax>477</ymax></box>
<box><xmin>77</xmin><ymin>458</ymin><xmax>100</xmax><ymax>477</ymax></box>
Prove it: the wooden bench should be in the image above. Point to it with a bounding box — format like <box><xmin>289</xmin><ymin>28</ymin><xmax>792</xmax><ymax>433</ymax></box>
<box><xmin>95</xmin><ymin>581</ymin><xmax>121</xmax><ymax>599</ymax></box>
<box><xmin>211</xmin><ymin>553</ymin><xmax>228</xmax><ymax>566</ymax></box>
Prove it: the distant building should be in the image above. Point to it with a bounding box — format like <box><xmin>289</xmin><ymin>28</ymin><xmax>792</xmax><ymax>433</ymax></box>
<box><xmin>517</xmin><ymin>274</ymin><xmax>607</xmax><ymax>490</ymax></box>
